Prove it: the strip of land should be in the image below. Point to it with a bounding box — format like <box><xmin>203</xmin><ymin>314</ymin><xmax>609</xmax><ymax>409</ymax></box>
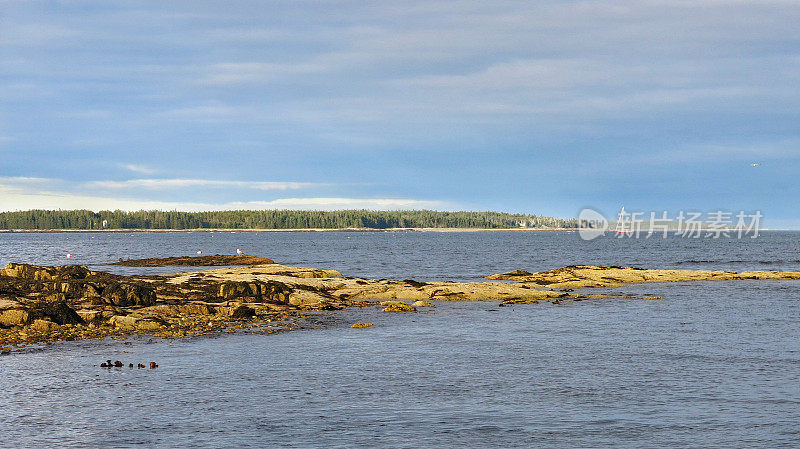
<box><xmin>112</xmin><ymin>254</ymin><xmax>276</xmax><ymax>267</ymax></box>
<box><xmin>0</xmin><ymin>227</ymin><xmax>581</xmax><ymax>233</ymax></box>
<box><xmin>2</xmin><ymin>257</ymin><xmax>800</xmax><ymax>352</ymax></box>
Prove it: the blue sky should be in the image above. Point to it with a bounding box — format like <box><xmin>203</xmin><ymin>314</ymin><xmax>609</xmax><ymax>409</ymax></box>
<box><xmin>1</xmin><ymin>1</ymin><xmax>799</xmax><ymax>227</ymax></box>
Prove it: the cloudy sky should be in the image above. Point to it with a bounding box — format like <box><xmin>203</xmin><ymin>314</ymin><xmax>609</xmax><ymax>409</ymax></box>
<box><xmin>1</xmin><ymin>1</ymin><xmax>799</xmax><ymax>226</ymax></box>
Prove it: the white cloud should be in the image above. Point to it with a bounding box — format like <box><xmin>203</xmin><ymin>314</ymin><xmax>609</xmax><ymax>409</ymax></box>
<box><xmin>82</xmin><ymin>179</ymin><xmax>316</xmax><ymax>191</ymax></box>
<box><xmin>119</xmin><ymin>164</ymin><xmax>158</xmax><ymax>175</ymax></box>
<box><xmin>0</xmin><ymin>181</ymin><xmax>446</xmax><ymax>212</ymax></box>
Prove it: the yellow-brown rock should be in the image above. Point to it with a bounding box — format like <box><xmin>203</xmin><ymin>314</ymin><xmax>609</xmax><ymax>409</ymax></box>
<box><xmin>487</xmin><ymin>265</ymin><xmax>800</xmax><ymax>289</ymax></box>
<box><xmin>29</xmin><ymin>319</ymin><xmax>60</xmax><ymax>332</ymax></box>
<box><xmin>382</xmin><ymin>302</ymin><xmax>416</xmax><ymax>312</ymax></box>
<box><xmin>0</xmin><ymin>309</ymin><xmax>31</xmax><ymax>327</ymax></box>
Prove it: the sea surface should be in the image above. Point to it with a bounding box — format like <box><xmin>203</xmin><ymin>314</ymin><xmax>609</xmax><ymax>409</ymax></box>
<box><xmin>1</xmin><ymin>231</ymin><xmax>799</xmax><ymax>448</ymax></box>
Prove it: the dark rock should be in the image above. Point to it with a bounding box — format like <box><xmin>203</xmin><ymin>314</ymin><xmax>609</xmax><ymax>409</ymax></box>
<box><xmin>1</xmin><ymin>263</ymin><xmax>89</xmax><ymax>281</ymax></box>
<box><xmin>83</xmin><ymin>283</ymin><xmax>103</xmax><ymax>297</ymax></box>
<box><xmin>54</xmin><ymin>265</ymin><xmax>90</xmax><ymax>280</ymax></box>
<box><xmin>113</xmin><ymin>255</ymin><xmax>275</xmax><ymax>267</ymax></box>
<box><xmin>38</xmin><ymin>296</ymin><xmax>83</xmax><ymax>325</ymax></box>
<box><xmin>218</xmin><ymin>281</ymin><xmax>291</xmax><ymax>304</ymax></box>
<box><xmin>230</xmin><ymin>305</ymin><xmax>255</xmax><ymax>319</ymax></box>
<box><xmin>402</xmin><ymin>279</ymin><xmax>427</xmax><ymax>287</ymax></box>
<box><xmin>103</xmin><ymin>283</ymin><xmax>156</xmax><ymax>307</ymax></box>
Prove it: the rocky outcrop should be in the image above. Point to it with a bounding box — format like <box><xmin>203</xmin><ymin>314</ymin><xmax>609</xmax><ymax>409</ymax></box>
<box><xmin>1</xmin><ymin>263</ymin><xmax>90</xmax><ymax>281</ymax></box>
<box><xmin>487</xmin><ymin>265</ymin><xmax>800</xmax><ymax>289</ymax></box>
<box><xmin>5</xmin><ymin>258</ymin><xmax>800</xmax><ymax>351</ymax></box>
<box><xmin>112</xmin><ymin>254</ymin><xmax>276</xmax><ymax>267</ymax></box>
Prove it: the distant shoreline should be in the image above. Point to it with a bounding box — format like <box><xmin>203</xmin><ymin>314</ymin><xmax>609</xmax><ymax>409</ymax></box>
<box><xmin>0</xmin><ymin>227</ymin><xmax>790</xmax><ymax>233</ymax></box>
<box><xmin>0</xmin><ymin>227</ymin><xmax>584</xmax><ymax>233</ymax></box>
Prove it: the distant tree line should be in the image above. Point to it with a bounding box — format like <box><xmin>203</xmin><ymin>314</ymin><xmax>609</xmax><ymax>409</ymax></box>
<box><xmin>0</xmin><ymin>210</ymin><xmax>580</xmax><ymax>230</ymax></box>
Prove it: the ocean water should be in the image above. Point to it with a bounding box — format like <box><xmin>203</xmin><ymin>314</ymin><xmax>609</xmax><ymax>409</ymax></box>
<box><xmin>1</xmin><ymin>231</ymin><xmax>799</xmax><ymax>448</ymax></box>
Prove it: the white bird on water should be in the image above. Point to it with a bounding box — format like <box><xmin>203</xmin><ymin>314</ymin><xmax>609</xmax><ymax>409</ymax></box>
<box><xmin>197</xmin><ymin>250</ymin><xmax>203</xmax><ymax>255</ymax></box>
<box><xmin>751</xmin><ymin>163</ymin><xmax>760</xmax><ymax>167</ymax></box>
<box><xmin>236</xmin><ymin>248</ymin><xmax>243</xmax><ymax>256</ymax></box>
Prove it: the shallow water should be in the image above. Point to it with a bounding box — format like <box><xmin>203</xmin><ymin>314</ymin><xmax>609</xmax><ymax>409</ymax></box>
<box><xmin>1</xmin><ymin>231</ymin><xmax>799</xmax><ymax>448</ymax></box>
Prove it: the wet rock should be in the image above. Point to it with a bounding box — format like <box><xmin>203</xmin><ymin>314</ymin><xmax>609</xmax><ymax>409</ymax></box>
<box><xmin>351</xmin><ymin>322</ymin><xmax>373</xmax><ymax>328</ymax></box>
<box><xmin>402</xmin><ymin>279</ymin><xmax>427</xmax><ymax>287</ymax></box>
<box><xmin>218</xmin><ymin>281</ymin><xmax>291</xmax><ymax>303</ymax></box>
<box><xmin>230</xmin><ymin>305</ymin><xmax>255</xmax><ymax>319</ymax></box>
<box><xmin>381</xmin><ymin>301</ymin><xmax>416</xmax><ymax>312</ymax></box>
<box><xmin>643</xmin><ymin>296</ymin><xmax>663</xmax><ymax>300</ymax></box>
<box><xmin>38</xmin><ymin>297</ymin><xmax>83</xmax><ymax>325</ymax></box>
<box><xmin>103</xmin><ymin>283</ymin><xmax>156</xmax><ymax>307</ymax></box>
<box><xmin>412</xmin><ymin>300</ymin><xmax>435</xmax><ymax>307</ymax></box>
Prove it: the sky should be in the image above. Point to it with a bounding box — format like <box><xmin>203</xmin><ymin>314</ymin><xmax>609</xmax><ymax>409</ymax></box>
<box><xmin>1</xmin><ymin>1</ymin><xmax>799</xmax><ymax>227</ymax></box>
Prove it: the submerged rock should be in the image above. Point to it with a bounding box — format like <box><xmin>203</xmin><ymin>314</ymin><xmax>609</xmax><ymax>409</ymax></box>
<box><xmin>351</xmin><ymin>322</ymin><xmax>373</xmax><ymax>328</ymax></box>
